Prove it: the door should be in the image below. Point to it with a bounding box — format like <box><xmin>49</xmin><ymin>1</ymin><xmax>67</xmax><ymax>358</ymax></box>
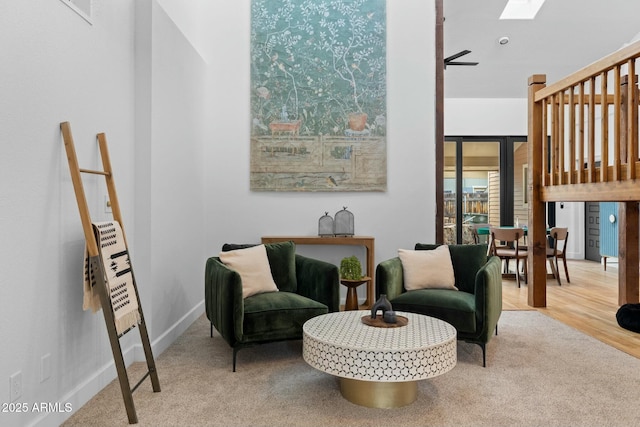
<box><xmin>443</xmin><ymin>136</ymin><xmax>527</xmax><ymax>244</ymax></box>
<box><xmin>585</xmin><ymin>202</ymin><xmax>600</xmax><ymax>262</ymax></box>
<box><xmin>599</xmin><ymin>202</ymin><xmax>618</xmax><ymax>260</ymax></box>
<box><xmin>443</xmin><ymin>139</ymin><xmax>499</xmax><ymax>244</ymax></box>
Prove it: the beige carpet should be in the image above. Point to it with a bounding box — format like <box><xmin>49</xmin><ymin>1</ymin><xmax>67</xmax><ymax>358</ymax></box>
<box><xmin>63</xmin><ymin>311</ymin><xmax>640</xmax><ymax>427</ymax></box>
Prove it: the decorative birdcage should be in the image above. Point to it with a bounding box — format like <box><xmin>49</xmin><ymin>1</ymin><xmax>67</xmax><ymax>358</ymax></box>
<box><xmin>318</xmin><ymin>212</ymin><xmax>334</xmax><ymax>237</ymax></box>
<box><xmin>334</xmin><ymin>207</ymin><xmax>354</xmax><ymax>236</ymax></box>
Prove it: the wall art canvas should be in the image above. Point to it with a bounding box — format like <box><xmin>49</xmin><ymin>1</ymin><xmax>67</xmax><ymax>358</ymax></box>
<box><xmin>250</xmin><ymin>0</ymin><xmax>387</xmax><ymax>191</ymax></box>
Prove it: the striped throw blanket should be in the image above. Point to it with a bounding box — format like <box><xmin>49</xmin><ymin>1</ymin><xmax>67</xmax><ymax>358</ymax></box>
<box><xmin>83</xmin><ymin>221</ymin><xmax>141</xmax><ymax>335</ymax></box>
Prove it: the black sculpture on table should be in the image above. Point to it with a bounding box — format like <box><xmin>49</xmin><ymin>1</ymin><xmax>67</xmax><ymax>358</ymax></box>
<box><xmin>371</xmin><ymin>294</ymin><xmax>397</xmax><ymax>324</ymax></box>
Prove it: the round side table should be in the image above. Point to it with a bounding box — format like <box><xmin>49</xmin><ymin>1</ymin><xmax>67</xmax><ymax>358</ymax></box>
<box><xmin>340</xmin><ymin>277</ymin><xmax>371</xmax><ymax>310</ymax></box>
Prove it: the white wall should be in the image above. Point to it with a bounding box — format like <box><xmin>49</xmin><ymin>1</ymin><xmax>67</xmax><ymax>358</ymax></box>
<box><xmin>445</xmin><ymin>98</ymin><xmax>527</xmax><ymax>135</ymax></box>
<box><xmin>204</xmin><ymin>1</ymin><xmax>437</xmax><ymax>296</ymax></box>
<box><xmin>0</xmin><ymin>1</ymin><xmax>438</xmax><ymax>426</ymax></box>
<box><xmin>555</xmin><ymin>202</ymin><xmax>585</xmax><ymax>259</ymax></box>
<box><xmin>0</xmin><ymin>2</ymin><xmax>138</xmax><ymax>427</ymax></box>
<box><xmin>139</xmin><ymin>0</ymin><xmax>209</xmax><ymax>349</ymax></box>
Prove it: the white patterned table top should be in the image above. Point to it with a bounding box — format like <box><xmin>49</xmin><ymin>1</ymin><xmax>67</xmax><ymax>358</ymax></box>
<box><xmin>303</xmin><ymin>310</ymin><xmax>457</xmax><ymax>382</ymax></box>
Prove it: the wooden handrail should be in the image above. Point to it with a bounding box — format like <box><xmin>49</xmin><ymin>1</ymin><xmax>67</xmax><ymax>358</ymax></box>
<box><xmin>535</xmin><ymin>40</ymin><xmax>640</xmax><ymax>101</ymax></box>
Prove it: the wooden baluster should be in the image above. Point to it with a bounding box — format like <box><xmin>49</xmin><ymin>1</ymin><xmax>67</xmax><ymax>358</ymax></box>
<box><xmin>600</xmin><ymin>71</ymin><xmax>609</xmax><ymax>183</ymax></box>
<box><xmin>613</xmin><ymin>66</ymin><xmax>621</xmax><ymax>181</ymax></box>
<box><xmin>578</xmin><ymin>82</ymin><xmax>585</xmax><ymax>183</ymax></box>
<box><xmin>628</xmin><ymin>60</ymin><xmax>638</xmax><ymax>180</ymax></box>
<box><xmin>588</xmin><ymin>77</ymin><xmax>596</xmax><ymax>183</ymax></box>
<box><xmin>542</xmin><ymin>99</ymin><xmax>548</xmax><ymax>187</ymax></box>
<box><xmin>568</xmin><ymin>88</ymin><xmax>576</xmax><ymax>183</ymax></box>
<box><xmin>558</xmin><ymin>90</ymin><xmax>565</xmax><ymax>184</ymax></box>
<box><xmin>551</xmin><ymin>93</ymin><xmax>559</xmax><ymax>185</ymax></box>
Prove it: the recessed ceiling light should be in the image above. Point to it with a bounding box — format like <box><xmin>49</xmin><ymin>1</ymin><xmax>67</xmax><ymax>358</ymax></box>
<box><xmin>498</xmin><ymin>36</ymin><xmax>510</xmax><ymax>45</ymax></box>
<box><xmin>500</xmin><ymin>0</ymin><xmax>546</xmax><ymax>20</ymax></box>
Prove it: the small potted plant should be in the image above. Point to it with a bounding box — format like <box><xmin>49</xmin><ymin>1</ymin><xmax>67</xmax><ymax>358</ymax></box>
<box><xmin>340</xmin><ymin>256</ymin><xmax>363</xmax><ymax>280</ymax></box>
<box><xmin>340</xmin><ymin>255</ymin><xmax>367</xmax><ymax>311</ymax></box>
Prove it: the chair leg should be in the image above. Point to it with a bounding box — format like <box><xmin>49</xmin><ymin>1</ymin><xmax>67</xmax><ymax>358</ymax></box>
<box><xmin>549</xmin><ymin>258</ymin><xmax>561</xmax><ymax>286</ymax></box>
<box><xmin>210</xmin><ymin>322</ymin><xmax>213</xmax><ymax>338</ymax></box>
<box><xmin>562</xmin><ymin>256</ymin><xmax>570</xmax><ymax>283</ymax></box>
<box><xmin>232</xmin><ymin>347</ymin><xmax>239</xmax><ymax>372</ymax></box>
<box><xmin>515</xmin><ymin>259</ymin><xmax>521</xmax><ymax>288</ymax></box>
<box><xmin>495</xmin><ymin>324</ymin><xmax>498</xmax><ymax>336</ymax></box>
<box><xmin>480</xmin><ymin>343</ymin><xmax>486</xmax><ymax>367</ymax></box>
<box><xmin>547</xmin><ymin>258</ymin><xmax>556</xmax><ymax>278</ymax></box>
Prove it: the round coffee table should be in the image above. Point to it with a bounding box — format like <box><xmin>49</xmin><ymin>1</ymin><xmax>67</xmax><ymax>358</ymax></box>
<box><xmin>303</xmin><ymin>310</ymin><xmax>457</xmax><ymax>408</ymax></box>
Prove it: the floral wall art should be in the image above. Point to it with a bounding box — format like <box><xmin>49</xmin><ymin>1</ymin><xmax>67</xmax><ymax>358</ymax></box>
<box><xmin>250</xmin><ymin>0</ymin><xmax>387</xmax><ymax>191</ymax></box>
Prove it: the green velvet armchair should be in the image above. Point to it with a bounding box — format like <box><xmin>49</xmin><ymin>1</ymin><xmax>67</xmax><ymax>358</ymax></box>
<box><xmin>376</xmin><ymin>244</ymin><xmax>502</xmax><ymax>366</ymax></box>
<box><xmin>205</xmin><ymin>241</ymin><xmax>340</xmax><ymax>371</ymax></box>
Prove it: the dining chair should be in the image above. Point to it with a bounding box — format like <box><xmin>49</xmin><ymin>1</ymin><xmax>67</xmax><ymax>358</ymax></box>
<box><xmin>547</xmin><ymin>227</ymin><xmax>569</xmax><ymax>286</ymax></box>
<box><xmin>489</xmin><ymin>227</ymin><xmax>528</xmax><ymax>288</ymax></box>
<box><xmin>471</xmin><ymin>223</ymin><xmax>492</xmax><ymax>244</ymax></box>
<box><xmin>519</xmin><ymin>223</ymin><xmax>529</xmax><ymax>247</ymax></box>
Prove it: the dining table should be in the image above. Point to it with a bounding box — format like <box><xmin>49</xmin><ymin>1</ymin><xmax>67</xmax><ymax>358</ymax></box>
<box><xmin>480</xmin><ymin>225</ymin><xmax>555</xmax><ymax>280</ymax></box>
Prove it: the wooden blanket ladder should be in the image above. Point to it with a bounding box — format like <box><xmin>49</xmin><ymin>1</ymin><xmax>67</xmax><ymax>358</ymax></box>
<box><xmin>60</xmin><ymin>121</ymin><xmax>160</xmax><ymax>424</ymax></box>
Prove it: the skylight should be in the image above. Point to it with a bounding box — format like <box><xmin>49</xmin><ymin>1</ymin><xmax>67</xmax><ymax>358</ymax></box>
<box><xmin>499</xmin><ymin>0</ymin><xmax>546</xmax><ymax>20</ymax></box>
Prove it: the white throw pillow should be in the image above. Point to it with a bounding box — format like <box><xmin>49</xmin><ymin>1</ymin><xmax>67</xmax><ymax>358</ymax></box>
<box><xmin>219</xmin><ymin>244</ymin><xmax>279</xmax><ymax>299</ymax></box>
<box><xmin>398</xmin><ymin>246</ymin><xmax>458</xmax><ymax>291</ymax></box>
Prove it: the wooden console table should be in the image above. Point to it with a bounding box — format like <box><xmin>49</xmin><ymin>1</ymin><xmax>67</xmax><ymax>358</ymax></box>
<box><xmin>261</xmin><ymin>236</ymin><xmax>375</xmax><ymax>308</ymax></box>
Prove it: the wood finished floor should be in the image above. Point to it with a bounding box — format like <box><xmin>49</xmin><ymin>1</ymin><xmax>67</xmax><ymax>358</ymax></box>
<box><xmin>501</xmin><ymin>259</ymin><xmax>640</xmax><ymax>359</ymax></box>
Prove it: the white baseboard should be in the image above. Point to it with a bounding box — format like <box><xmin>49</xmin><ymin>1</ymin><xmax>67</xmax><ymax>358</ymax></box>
<box><xmin>135</xmin><ymin>300</ymin><xmax>205</xmax><ymax>361</ymax></box>
<box><xmin>30</xmin><ymin>301</ymin><xmax>205</xmax><ymax>427</ymax></box>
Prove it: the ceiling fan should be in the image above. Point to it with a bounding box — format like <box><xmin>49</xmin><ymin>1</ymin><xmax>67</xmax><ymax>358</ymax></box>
<box><xmin>444</xmin><ymin>50</ymin><xmax>479</xmax><ymax>69</ymax></box>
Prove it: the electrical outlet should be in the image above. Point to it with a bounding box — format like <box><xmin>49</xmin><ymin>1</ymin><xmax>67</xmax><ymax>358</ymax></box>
<box><xmin>10</xmin><ymin>371</ymin><xmax>22</xmax><ymax>402</ymax></box>
<box><xmin>41</xmin><ymin>354</ymin><xmax>51</xmax><ymax>382</ymax></box>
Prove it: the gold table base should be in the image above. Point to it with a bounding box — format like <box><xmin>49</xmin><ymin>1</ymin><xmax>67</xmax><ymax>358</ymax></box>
<box><xmin>339</xmin><ymin>378</ymin><xmax>417</xmax><ymax>408</ymax></box>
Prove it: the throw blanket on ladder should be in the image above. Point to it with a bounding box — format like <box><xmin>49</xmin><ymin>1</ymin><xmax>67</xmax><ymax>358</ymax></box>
<box><xmin>83</xmin><ymin>221</ymin><xmax>141</xmax><ymax>335</ymax></box>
